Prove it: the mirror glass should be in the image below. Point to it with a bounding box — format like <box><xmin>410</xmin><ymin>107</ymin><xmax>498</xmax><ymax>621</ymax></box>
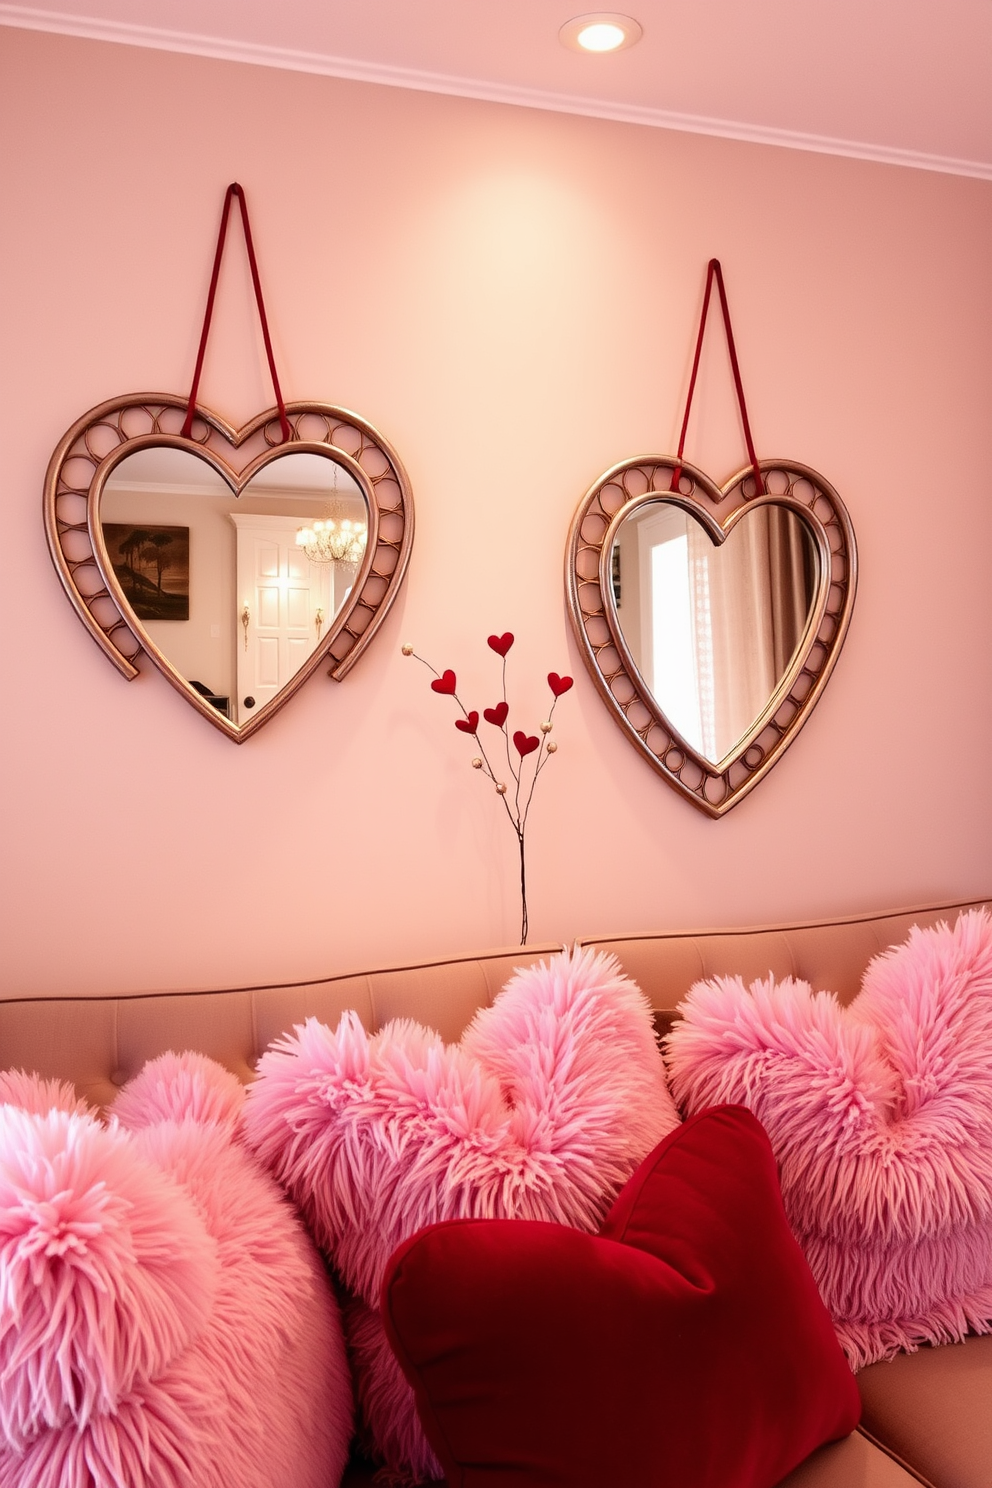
<box><xmin>101</xmin><ymin>448</ymin><xmax>368</xmax><ymax>727</ymax></box>
<box><xmin>610</xmin><ymin>500</ymin><xmax>818</xmax><ymax>764</ymax></box>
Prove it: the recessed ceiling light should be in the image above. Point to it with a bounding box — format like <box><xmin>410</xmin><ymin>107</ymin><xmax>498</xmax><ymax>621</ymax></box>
<box><xmin>559</xmin><ymin>13</ymin><xmax>643</xmax><ymax>53</ymax></box>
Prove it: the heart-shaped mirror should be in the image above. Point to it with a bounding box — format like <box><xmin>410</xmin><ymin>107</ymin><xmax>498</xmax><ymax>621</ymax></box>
<box><xmin>566</xmin><ymin>457</ymin><xmax>856</xmax><ymax>816</ymax></box>
<box><xmin>45</xmin><ymin>395</ymin><xmax>414</xmax><ymax>740</ymax></box>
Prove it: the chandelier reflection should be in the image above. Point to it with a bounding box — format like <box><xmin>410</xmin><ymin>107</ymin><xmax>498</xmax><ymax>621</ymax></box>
<box><xmin>295</xmin><ymin>515</ymin><xmax>367</xmax><ymax>565</ymax></box>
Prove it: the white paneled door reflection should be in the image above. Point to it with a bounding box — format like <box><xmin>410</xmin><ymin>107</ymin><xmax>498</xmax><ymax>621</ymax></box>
<box><xmin>232</xmin><ymin>516</ymin><xmax>331</xmax><ymax>724</ymax></box>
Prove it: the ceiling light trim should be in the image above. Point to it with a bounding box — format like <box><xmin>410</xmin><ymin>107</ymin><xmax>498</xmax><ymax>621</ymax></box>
<box><xmin>559</xmin><ymin>13</ymin><xmax>644</xmax><ymax>54</ymax></box>
<box><xmin>2</xmin><ymin>7</ymin><xmax>990</xmax><ymax>181</ymax></box>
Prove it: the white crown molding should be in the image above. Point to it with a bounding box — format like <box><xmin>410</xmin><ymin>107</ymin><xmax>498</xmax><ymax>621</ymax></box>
<box><xmin>105</xmin><ymin>480</ymin><xmax>356</xmax><ymax>499</ymax></box>
<box><xmin>3</xmin><ymin>5</ymin><xmax>991</xmax><ymax>181</ymax></box>
<box><xmin>105</xmin><ymin>481</ymin><xmax>225</xmax><ymax>496</ymax></box>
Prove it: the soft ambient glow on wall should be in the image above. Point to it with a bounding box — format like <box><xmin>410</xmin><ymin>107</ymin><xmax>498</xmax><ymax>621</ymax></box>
<box><xmin>559</xmin><ymin>13</ymin><xmax>643</xmax><ymax>52</ymax></box>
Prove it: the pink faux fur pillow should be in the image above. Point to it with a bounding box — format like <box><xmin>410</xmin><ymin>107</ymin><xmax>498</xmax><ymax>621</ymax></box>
<box><xmin>244</xmin><ymin>945</ymin><xmax>678</xmax><ymax>1484</ymax></box>
<box><xmin>0</xmin><ymin>1055</ymin><xmax>353</xmax><ymax>1488</ymax></box>
<box><xmin>665</xmin><ymin>908</ymin><xmax>992</xmax><ymax>1368</ymax></box>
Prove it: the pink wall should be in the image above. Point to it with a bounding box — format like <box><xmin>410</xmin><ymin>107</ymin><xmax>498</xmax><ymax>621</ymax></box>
<box><xmin>2</xmin><ymin>28</ymin><xmax>990</xmax><ymax>996</ymax></box>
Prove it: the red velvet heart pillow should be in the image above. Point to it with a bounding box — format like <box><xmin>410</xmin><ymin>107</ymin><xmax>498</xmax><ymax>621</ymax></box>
<box><xmin>382</xmin><ymin>1106</ymin><xmax>860</xmax><ymax>1488</ymax></box>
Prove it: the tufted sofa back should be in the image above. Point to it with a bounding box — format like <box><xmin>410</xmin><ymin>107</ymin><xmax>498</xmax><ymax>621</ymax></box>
<box><xmin>2</xmin><ymin>897</ymin><xmax>986</xmax><ymax>1108</ymax></box>
<box><xmin>580</xmin><ymin>897</ymin><xmax>991</xmax><ymax>1036</ymax></box>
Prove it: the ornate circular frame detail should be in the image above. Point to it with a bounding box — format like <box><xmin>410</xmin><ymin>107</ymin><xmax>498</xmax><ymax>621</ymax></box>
<box><xmin>44</xmin><ymin>393</ymin><xmax>414</xmax><ymax>742</ymax></box>
<box><xmin>565</xmin><ymin>455</ymin><xmax>857</xmax><ymax>817</ymax></box>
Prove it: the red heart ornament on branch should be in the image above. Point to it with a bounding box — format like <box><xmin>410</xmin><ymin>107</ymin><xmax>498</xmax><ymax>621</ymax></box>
<box><xmin>402</xmin><ymin>633</ymin><xmax>575</xmax><ymax>946</ymax></box>
<box><xmin>44</xmin><ymin>394</ymin><xmax>414</xmax><ymax>744</ymax></box>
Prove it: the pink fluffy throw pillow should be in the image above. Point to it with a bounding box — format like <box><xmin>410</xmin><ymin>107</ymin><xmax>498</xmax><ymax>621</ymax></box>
<box><xmin>665</xmin><ymin>908</ymin><xmax>992</xmax><ymax>1368</ymax></box>
<box><xmin>0</xmin><ymin>1103</ymin><xmax>218</xmax><ymax>1455</ymax></box>
<box><xmin>244</xmin><ymin>945</ymin><xmax>678</xmax><ymax>1484</ymax></box>
<box><xmin>0</xmin><ymin>1056</ymin><xmax>353</xmax><ymax>1488</ymax></box>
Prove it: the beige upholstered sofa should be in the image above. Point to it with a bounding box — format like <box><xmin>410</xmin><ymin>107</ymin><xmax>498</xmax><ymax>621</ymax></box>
<box><xmin>3</xmin><ymin>896</ymin><xmax>989</xmax><ymax>1488</ymax></box>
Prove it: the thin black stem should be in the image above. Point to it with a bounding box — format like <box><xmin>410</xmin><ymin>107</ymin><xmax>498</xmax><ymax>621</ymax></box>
<box><xmin>520</xmin><ymin>693</ymin><xmax>560</xmax><ymax>831</ymax></box>
<box><xmin>517</xmin><ymin>828</ymin><xmax>528</xmax><ymax>945</ymax></box>
<box><xmin>519</xmin><ymin>755</ymin><xmax>541</xmax><ymax>833</ymax></box>
<box><xmin>500</xmin><ymin>653</ymin><xmax>520</xmax><ymax>799</ymax></box>
<box><xmin>473</xmin><ymin>750</ymin><xmax>518</xmax><ymax>830</ymax></box>
<box><xmin>409</xmin><ymin>652</ymin><xmax>444</xmax><ymax>685</ymax></box>
<box><xmin>513</xmin><ymin>766</ymin><xmax>525</xmax><ymax>824</ymax></box>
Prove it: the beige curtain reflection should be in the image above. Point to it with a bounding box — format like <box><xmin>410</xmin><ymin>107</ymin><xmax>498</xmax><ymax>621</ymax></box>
<box><xmin>688</xmin><ymin>507</ymin><xmax>810</xmax><ymax>761</ymax></box>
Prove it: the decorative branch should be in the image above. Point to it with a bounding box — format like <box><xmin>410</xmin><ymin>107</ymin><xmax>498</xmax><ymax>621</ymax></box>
<box><xmin>403</xmin><ymin>634</ymin><xmax>572</xmax><ymax>945</ymax></box>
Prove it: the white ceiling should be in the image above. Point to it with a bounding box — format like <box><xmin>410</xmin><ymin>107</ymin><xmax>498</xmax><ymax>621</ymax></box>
<box><xmin>105</xmin><ymin>448</ymin><xmax>361</xmax><ymax>492</ymax></box>
<box><xmin>3</xmin><ymin>0</ymin><xmax>991</xmax><ymax>177</ymax></box>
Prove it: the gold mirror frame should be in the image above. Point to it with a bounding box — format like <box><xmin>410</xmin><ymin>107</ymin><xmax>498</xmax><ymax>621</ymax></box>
<box><xmin>565</xmin><ymin>456</ymin><xmax>857</xmax><ymax>817</ymax></box>
<box><xmin>44</xmin><ymin>394</ymin><xmax>414</xmax><ymax>741</ymax></box>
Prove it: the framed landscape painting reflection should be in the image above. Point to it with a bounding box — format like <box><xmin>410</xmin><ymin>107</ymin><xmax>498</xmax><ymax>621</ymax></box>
<box><xmin>103</xmin><ymin>523</ymin><xmax>190</xmax><ymax>621</ymax></box>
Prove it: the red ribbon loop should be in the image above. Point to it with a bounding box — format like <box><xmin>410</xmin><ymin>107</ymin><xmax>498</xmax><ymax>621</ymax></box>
<box><xmin>181</xmin><ymin>183</ymin><xmax>291</xmax><ymax>443</ymax></box>
<box><xmin>670</xmin><ymin>259</ymin><xmax>763</xmax><ymax>495</ymax></box>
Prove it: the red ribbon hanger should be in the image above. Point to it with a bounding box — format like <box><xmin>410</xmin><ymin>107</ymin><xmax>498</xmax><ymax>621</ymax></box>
<box><xmin>181</xmin><ymin>182</ymin><xmax>291</xmax><ymax>443</ymax></box>
<box><xmin>670</xmin><ymin>258</ymin><xmax>763</xmax><ymax>495</ymax></box>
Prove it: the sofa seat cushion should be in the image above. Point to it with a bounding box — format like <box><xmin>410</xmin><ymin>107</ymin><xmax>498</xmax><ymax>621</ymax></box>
<box><xmin>341</xmin><ymin>1433</ymin><xmax>925</xmax><ymax>1488</ymax></box>
<box><xmin>382</xmin><ymin>1107</ymin><xmax>860</xmax><ymax>1488</ymax></box>
<box><xmin>779</xmin><ymin>1433</ymin><xmax>927</xmax><ymax>1486</ymax></box>
<box><xmin>857</xmin><ymin>1335</ymin><xmax>992</xmax><ymax>1488</ymax></box>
